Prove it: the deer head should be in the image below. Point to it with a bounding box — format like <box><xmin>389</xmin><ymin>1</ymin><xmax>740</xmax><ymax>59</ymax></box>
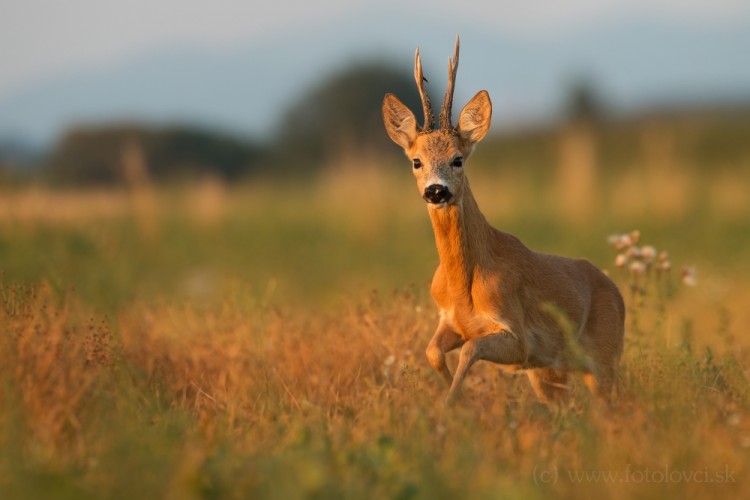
<box><xmin>382</xmin><ymin>36</ymin><xmax>492</xmax><ymax>208</ymax></box>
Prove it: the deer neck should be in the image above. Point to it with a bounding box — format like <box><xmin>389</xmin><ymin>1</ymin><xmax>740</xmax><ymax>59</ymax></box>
<box><xmin>428</xmin><ymin>182</ymin><xmax>491</xmax><ymax>302</ymax></box>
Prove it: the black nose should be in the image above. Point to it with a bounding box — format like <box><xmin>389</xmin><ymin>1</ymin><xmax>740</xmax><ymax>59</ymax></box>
<box><xmin>423</xmin><ymin>184</ymin><xmax>452</xmax><ymax>204</ymax></box>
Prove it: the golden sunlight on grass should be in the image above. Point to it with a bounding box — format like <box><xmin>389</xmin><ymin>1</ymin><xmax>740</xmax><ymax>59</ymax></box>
<box><xmin>1</xmin><ymin>166</ymin><xmax>749</xmax><ymax>497</ymax></box>
<box><xmin>2</xmin><ymin>280</ymin><xmax>748</xmax><ymax>498</ymax></box>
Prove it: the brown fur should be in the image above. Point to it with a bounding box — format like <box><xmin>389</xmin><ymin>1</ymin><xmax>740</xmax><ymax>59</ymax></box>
<box><xmin>382</xmin><ymin>41</ymin><xmax>625</xmax><ymax>404</ymax></box>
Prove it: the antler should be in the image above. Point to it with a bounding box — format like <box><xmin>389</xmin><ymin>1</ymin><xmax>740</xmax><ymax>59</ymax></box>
<box><xmin>439</xmin><ymin>35</ymin><xmax>460</xmax><ymax>130</ymax></box>
<box><xmin>414</xmin><ymin>48</ymin><xmax>434</xmax><ymax>131</ymax></box>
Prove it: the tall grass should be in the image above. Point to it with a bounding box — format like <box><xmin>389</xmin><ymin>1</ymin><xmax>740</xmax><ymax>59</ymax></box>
<box><xmin>1</xmin><ymin>150</ymin><xmax>749</xmax><ymax>497</ymax></box>
<box><xmin>1</xmin><ymin>278</ymin><xmax>748</xmax><ymax>498</ymax></box>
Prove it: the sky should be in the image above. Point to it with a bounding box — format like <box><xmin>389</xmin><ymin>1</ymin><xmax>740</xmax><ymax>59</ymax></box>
<box><xmin>2</xmin><ymin>0</ymin><xmax>750</xmax><ymax>146</ymax></box>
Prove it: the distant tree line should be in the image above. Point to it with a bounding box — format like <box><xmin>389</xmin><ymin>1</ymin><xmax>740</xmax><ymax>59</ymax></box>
<box><xmin>41</xmin><ymin>60</ymin><xmax>424</xmax><ymax>186</ymax></box>
<box><xmin>46</xmin><ymin>124</ymin><xmax>266</xmax><ymax>185</ymax></box>
<box><xmin>33</xmin><ymin>60</ymin><xmax>750</xmax><ymax>187</ymax></box>
<box><xmin>273</xmin><ymin>61</ymin><xmax>424</xmax><ymax>171</ymax></box>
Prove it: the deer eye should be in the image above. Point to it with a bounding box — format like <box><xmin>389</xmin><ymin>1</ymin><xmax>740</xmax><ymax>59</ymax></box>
<box><xmin>451</xmin><ymin>157</ymin><xmax>463</xmax><ymax>168</ymax></box>
<box><xmin>412</xmin><ymin>159</ymin><xmax>422</xmax><ymax>169</ymax></box>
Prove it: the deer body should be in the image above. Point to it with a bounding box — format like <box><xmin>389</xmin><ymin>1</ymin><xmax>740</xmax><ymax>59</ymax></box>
<box><xmin>382</xmin><ymin>38</ymin><xmax>624</xmax><ymax>403</ymax></box>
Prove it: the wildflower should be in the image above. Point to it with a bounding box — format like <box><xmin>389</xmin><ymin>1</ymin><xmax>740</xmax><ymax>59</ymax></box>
<box><xmin>608</xmin><ymin>233</ymin><xmax>632</xmax><ymax>250</ymax></box>
<box><xmin>626</xmin><ymin>246</ymin><xmax>642</xmax><ymax>260</ymax></box>
<box><xmin>681</xmin><ymin>267</ymin><xmax>697</xmax><ymax>287</ymax></box>
<box><xmin>658</xmin><ymin>260</ymin><xmax>672</xmax><ymax>272</ymax></box>
<box><xmin>629</xmin><ymin>261</ymin><xmax>646</xmax><ymax>276</ymax></box>
<box><xmin>658</xmin><ymin>250</ymin><xmax>669</xmax><ymax>262</ymax></box>
<box><xmin>629</xmin><ymin>230</ymin><xmax>641</xmax><ymax>245</ymax></box>
<box><xmin>641</xmin><ymin>245</ymin><xmax>656</xmax><ymax>262</ymax></box>
<box><xmin>615</xmin><ymin>254</ymin><xmax>628</xmax><ymax>267</ymax></box>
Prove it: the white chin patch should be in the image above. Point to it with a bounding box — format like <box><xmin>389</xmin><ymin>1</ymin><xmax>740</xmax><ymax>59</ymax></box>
<box><xmin>426</xmin><ymin>177</ymin><xmax>446</xmax><ymax>188</ymax></box>
<box><xmin>429</xmin><ymin>201</ymin><xmax>449</xmax><ymax>209</ymax></box>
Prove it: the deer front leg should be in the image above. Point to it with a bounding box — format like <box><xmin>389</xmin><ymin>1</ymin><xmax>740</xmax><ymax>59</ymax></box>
<box><xmin>446</xmin><ymin>332</ymin><xmax>526</xmax><ymax>405</ymax></box>
<box><xmin>425</xmin><ymin>323</ymin><xmax>464</xmax><ymax>386</ymax></box>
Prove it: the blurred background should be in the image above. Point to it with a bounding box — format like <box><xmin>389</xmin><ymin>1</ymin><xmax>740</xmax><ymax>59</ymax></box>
<box><xmin>3</xmin><ymin>0</ymin><xmax>750</xmax><ymax>174</ymax></box>
<box><xmin>0</xmin><ymin>0</ymin><xmax>749</xmax><ymax>321</ymax></box>
<box><xmin>4</xmin><ymin>4</ymin><xmax>750</xmax><ymax>496</ymax></box>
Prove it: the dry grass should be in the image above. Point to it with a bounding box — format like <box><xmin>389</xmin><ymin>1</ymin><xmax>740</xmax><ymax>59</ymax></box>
<box><xmin>2</xmin><ymin>275</ymin><xmax>749</xmax><ymax>498</ymax></box>
<box><xmin>1</xmin><ymin>158</ymin><xmax>749</xmax><ymax>497</ymax></box>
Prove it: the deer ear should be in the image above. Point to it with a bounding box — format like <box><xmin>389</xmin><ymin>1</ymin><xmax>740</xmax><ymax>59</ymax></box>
<box><xmin>382</xmin><ymin>94</ymin><xmax>418</xmax><ymax>150</ymax></box>
<box><xmin>457</xmin><ymin>90</ymin><xmax>492</xmax><ymax>146</ymax></box>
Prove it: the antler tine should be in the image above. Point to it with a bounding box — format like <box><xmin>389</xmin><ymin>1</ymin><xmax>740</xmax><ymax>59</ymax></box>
<box><xmin>414</xmin><ymin>47</ymin><xmax>434</xmax><ymax>131</ymax></box>
<box><xmin>439</xmin><ymin>35</ymin><xmax>460</xmax><ymax>130</ymax></box>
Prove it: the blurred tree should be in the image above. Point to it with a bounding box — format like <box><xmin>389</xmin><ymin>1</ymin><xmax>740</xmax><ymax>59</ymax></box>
<box><xmin>558</xmin><ymin>77</ymin><xmax>606</xmax><ymax>221</ymax></box>
<box><xmin>564</xmin><ymin>78</ymin><xmax>607</xmax><ymax>124</ymax></box>
<box><xmin>46</xmin><ymin>124</ymin><xmax>265</xmax><ymax>185</ymax></box>
<box><xmin>274</xmin><ymin>61</ymin><xmax>426</xmax><ymax>171</ymax></box>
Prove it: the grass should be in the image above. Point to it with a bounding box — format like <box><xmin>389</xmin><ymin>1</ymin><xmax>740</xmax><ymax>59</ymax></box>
<box><xmin>1</xmin><ymin>152</ymin><xmax>750</xmax><ymax>498</ymax></box>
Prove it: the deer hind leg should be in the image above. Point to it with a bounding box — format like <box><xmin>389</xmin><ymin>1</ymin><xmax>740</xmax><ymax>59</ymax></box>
<box><xmin>583</xmin><ymin>358</ymin><xmax>619</xmax><ymax>399</ymax></box>
<box><xmin>580</xmin><ymin>286</ymin><xmax>625</xmax><ymax>400</ymax></box>
<box><xmin>527</xmin><ymin>368</ymin><xmax>569</xmax><ymax>403</ymax></box>
<box><xmin>446</xmin><ymin>332</ymin><xmax>525</xmax><ymax>405</ymax></box>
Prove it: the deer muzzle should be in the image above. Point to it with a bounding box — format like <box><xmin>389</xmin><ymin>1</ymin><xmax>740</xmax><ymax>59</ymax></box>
<box><xmin>423</xmin><ymin>184</ymin><xmax>452</xmax><ymax>205</ymax></box>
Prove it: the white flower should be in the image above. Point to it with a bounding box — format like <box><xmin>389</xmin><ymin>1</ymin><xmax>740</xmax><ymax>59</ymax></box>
<box><xmin>629</xmin><ymin>261</ymin><xmax>646</xmax><ymax>276</ymax></box>
<box><xmin>681</xmin><ymin>267</ymin><xmax>697</xmax><ymax>287</ymax></box>
<box><xmin>626</xmin><ymin>246</ymin><xmax>642</xmax><ymax>260</ymax></box>
<box><xmin>641</xmin><ymin>245</ymin><xmax>656</xmax><ymax>262</ymax></box>
<box><xmin>629</xmin><ymin>230</ymin><xmax>641</xmax><ymax>245</ymax></box>
<box><xmin>615</xmin><ymin>254</ymin><xmax>628</xmax><ymax>267</ymax></box>
<box><xmin>608</xmin><ymin>233</ymin><xmax>632</xmax><ymax>250</ymax></box>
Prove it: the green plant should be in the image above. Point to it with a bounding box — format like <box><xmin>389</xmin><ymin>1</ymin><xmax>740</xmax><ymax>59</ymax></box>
<box><xmin>608</xmin><ymin>230</ymin><xmax>696</xmax><ymax>340</ymax></box>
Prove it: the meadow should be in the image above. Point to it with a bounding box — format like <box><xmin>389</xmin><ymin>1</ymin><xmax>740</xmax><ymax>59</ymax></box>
<box><xmin>1</xmin><ymin>121</ymin><xmax>750</xmax><ymax>498</ymax></box>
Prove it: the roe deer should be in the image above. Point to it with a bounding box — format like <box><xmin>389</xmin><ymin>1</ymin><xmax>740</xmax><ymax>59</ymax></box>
<box><xmin>381</xmin><ymin>37</ymin><xmax>625</xmax><ymax>403</ymax></box>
